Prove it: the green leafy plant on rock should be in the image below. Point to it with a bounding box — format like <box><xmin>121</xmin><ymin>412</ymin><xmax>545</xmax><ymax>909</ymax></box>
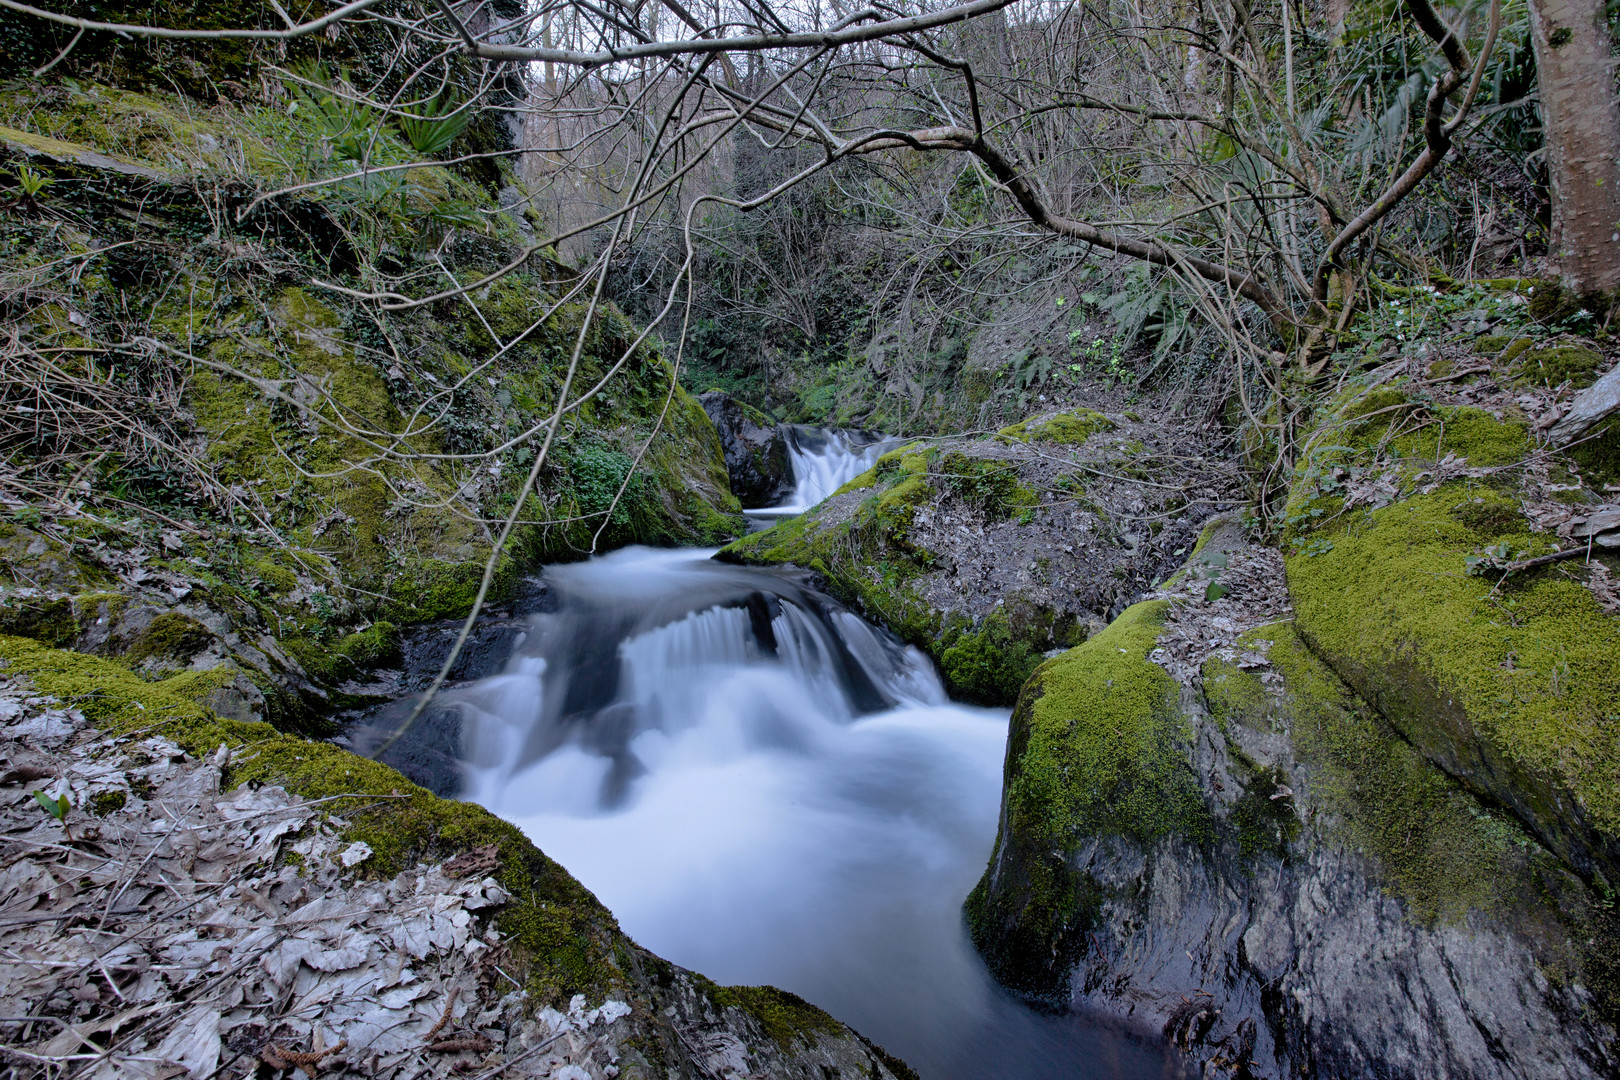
<box><xmin>395</xmin><ymin>95</ymin><xmax>471</xmax><ymax>157</ymax></box>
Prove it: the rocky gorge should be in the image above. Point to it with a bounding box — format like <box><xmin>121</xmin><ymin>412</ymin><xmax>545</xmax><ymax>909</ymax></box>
<box><xmin>2</xmin><ymin>19</ymin><xmax>1620</xmax><ymax>1080</ymax></box>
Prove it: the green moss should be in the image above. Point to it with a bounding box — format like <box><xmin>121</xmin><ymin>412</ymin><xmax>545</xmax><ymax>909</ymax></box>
<box><xmin>936</xmin><ymin>453</ymin><xmax>1036</xmax><ymax>518</ymax></box>
<box><xmin>1571</xmin><ymin>420</ymin><xmax>1620</xmax><ymax>485</ymax></box>
<box><xmin>1228</xmin><ymin>759</ymin><xmax>1300</xmax><ymax>859</ymax></box>
<box><xmin>1518</xmin><ymin>344</ymin><xmax>1606</xmax><ymax>389</ymax></box>
<box><xmin>385</xmin><ymin>555</ymin><xmax>515</xmax><ymax>623</ymax></box>
<box><xmin>997</xmin><ymin>408</ymin><xmax>1115</xmax><ymax>446</ymax></box>
<box><xmin>1201</xmin><ymin>654</ymin><xmax>1276</xmax><ymax>734</ymax></box>
<box><xmin>1005</xmin><ymin>600</ymin><xmax>1204</xmax><ymax>847</ymax></box>
<box><xmin>248</xmin><ymin>558</ymin><xmax>298</xmax><ymax>594</ymax></box>
<box><xmin>1406</xmin><ymin>407</ymin><xmax>1531</xmax><ymax>466</ymax></box>
<box><xmin>1249</xmin><ymin>625</ymin><xmax>1534</xmax><ymax>921</ymax></box>
<box><xmin>1286</xmin><ymin>485</ymin><xmax>1620</xmax><ymax>885</ymax></box>
<box><xmin>0</xmin><ymin>634</ymin><xmax>628</xmax><ymax>1006</ymax></box>
<box><xmin>0</xmin><ymin>596</ymin><xmax>81</xmax><ymax>647</ymax></box>
<box><xmin>125</xmin><ymin>612</ymin><xmax>213</xmax><ymax>665</ymax></box>
<box><xmin>1448</xmin><ymin>491</ymin><xmax>1524</xmax><ymax>536</ymax></box>
<box><xmin>89</xmin><ymin>789</ymin><xmax>128</xmax><ymax>817</ymax></box>
<box><xmin>1474</xmin><ymin>334</ymin><xmax>1510</xmax><ymax>356</ymax></box>
<box><xmin>966</xmin><ymin>600</ymin><xmax>1209</xmax><ymax>997</ymax></box>
<box><xmin>1501</xmin><ymin>337</ymin><xmax>1536</xmax><ymax>363</ymax></box>
<box><xmin>709</xmin><ymin>985</ymin><xmax>841</xmax><ymax>1050</ymax></box>
<box><xmin>333</xmin><ymin>621</ymin><xmax>401</xmax><ymax>669</ymax></box>
<box><xmin>939</xmin><ymin>611</ymin><xmax>1040</xmax><ymax>705</ymax></box>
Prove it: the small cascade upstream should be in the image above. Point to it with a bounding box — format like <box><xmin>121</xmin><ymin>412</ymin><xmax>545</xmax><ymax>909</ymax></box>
<box><xmin>364</xmin><ymin>435</ymin><xmax>1193</xmax><ymax>1080</ymax></box>
<box><xmin>744</xmin><ymin>426</ymin><xmax>891</xmax><ymax>523</ymax></box>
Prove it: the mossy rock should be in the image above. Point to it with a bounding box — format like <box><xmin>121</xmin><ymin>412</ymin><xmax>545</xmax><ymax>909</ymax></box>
<box><xmin>0</xmin><ymin>594</ymin><xmax>104</xmax><ymax>647</ymax></box>
<box><xmin>938</xmin><ymin>610</ymin><xmax>1041</xmax><ymax>705</ymax></box>
<box><xmin>996</xmin><ymin>408</ymin><xmax>1114</xmax><ymax>446</ymax></box>
<box><xmin>1571</xmin><ymin>419</ymin><xmax>1620</xmax><ymax>485</ymax></box>
<box><xmin>1286</xmin><ymin>484</ymin><xmax>1620</xmax><ymax>889</ymax></box>
<box><xmin>1501</xmin><ymin>337</ymin><xmax>1536</xmax><ymax>363</ymax></box>
<box><xmin>1517</xmin><ymin>343</ymin><xmax>1607</xmax><ymax>389</ymax></box>
<box><xmin>722</xmin><ymin>443</ymin><xmax>1066</xmax><ymax>705</ymax></box>
<box><xmin>965</xmin><ymin>599</ymin><xmax>1207</xmax><ymax>997</ymax></box>
<box><xmin>1281</xmin><ymin>386</ymin><xmax>1533</xmax><ymax>542</ymax></box>
<box><xmin>333</xmin><ymin>620</ymin><xmax>401</xmax><ymax>668</ymax></box>
<box><xmin>934</xmin><ymin>452</ymin><xmax>1037</xmax><ymax>519</ymax></box>
<box><xmin>125</xmin><ymin>611</ymin><xmax>214</xmax><ymax>666</ymax></box>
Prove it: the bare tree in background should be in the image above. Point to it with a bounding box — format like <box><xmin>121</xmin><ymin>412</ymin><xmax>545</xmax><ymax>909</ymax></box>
<box><xmin>0</xmin><ymin>0</ymin><xmax>1517</xmax><ymax>739</ymax></box>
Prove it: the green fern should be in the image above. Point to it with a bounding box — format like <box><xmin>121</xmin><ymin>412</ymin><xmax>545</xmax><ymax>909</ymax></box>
<box><xmin>396</xmin><ymin>96</ymin><xmax>472</xmax><ymax>157</ymax></box>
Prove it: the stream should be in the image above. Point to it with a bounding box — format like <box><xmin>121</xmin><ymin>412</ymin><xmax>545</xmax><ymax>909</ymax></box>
<box><xmin>363</xmin><ymin>430</ymin><xmax>1193</xmax><ymax>1080</ymax></box>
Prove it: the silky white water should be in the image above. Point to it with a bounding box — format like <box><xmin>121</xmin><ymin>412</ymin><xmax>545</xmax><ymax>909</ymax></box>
<box><xmin>744</xmin><ymin>427</ymin><xmax>890</xmax><ymax>520</ymax></box>
<box><xmin>439</xmin><ymin>546</ymin><xmax>1188</xmax><ymax>1080</ymax></box>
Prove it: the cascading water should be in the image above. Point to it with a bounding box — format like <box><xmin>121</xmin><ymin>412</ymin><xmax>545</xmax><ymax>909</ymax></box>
<box><xmin>744</xmin><ymin>427</ymin><xmax>891</xmax><ymax>522</ymax></box>
<box><xmin>409</xmin><ymin>542</ymin><xmax>1192</xmax><ymax>1080</ymax></box>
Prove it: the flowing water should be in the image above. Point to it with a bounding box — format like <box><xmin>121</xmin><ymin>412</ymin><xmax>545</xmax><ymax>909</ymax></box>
<box><xmin>402</xmin><ymin>435</ymin><xmax>1192</xmax><ymax>1080</ymax></box>
<box><xmin>743</xmin><ymin>426</ymin><xmax>891</xmax><ymax>522</ymax></box>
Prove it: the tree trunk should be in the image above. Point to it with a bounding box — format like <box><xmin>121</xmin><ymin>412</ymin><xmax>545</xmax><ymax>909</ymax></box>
<box><xmin>1530</xmin><ymin>0</ymin><xmax>1620</xmax><ymax>291</ymax></box>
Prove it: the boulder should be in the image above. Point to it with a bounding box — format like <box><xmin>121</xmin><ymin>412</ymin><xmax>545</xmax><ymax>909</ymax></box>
<box><xmin>700</xmin><ymin>391</ymin><xmax>794</xmax><ymax>507</ymax></box>
<box><xmin>967</xmin><ymin>519</ymin><xmax>1619</xmax><ymax>1079</ymax></box>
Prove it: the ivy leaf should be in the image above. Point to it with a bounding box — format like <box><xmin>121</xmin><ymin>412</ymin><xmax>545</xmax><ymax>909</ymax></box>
<box><xmin>1205</xmin><ymin>582</ymin><xmax>1230</xmax><ymax>602</ymax></box>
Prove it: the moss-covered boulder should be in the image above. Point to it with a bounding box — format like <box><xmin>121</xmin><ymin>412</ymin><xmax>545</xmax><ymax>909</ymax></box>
<box><xmin>964</xmin><ymin>520</ymin><xmax>1618</xmax><ymax>1077</ymax></box>
<box><xmin>996</xmin><ymin>407</ymin><xmax>1115</xmax><ymax>445</ymax></box>
<box><xmin>700</xmin><ymin>391</ymin><xmax>793</xmax><ymax>507</ymax></box>
<box><xmin>965</xmin><ymin>597</ymin><xmax>1204</xmax><ymax>993</ymax></box>
<box><xmin>721</xmin><ymin>410</ymin><xmax>1235</xmax><ymax>704</ymax></box>
<box><xmin>1281</xmin><ymin>382</ymin><xmax>1620</xmax><ymax>890</ymax></box>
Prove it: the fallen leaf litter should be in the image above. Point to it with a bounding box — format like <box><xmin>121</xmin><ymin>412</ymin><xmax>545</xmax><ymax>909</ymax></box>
<box><xmin>0</xmin><ymin>678</ymin><xmax>634</xmax><ymax>1080</ymax></box>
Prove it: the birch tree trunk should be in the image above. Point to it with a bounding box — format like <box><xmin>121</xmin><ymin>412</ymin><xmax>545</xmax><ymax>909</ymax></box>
<box><xmin>1530</xmin><ymin>0</ymin><xmax>1620</xmax><ymax>291</ymax></box>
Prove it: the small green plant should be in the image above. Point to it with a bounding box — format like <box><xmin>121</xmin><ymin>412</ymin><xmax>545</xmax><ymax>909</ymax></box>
<box><xmin>287</xmin><ymin>63</ymin><xmax>382</xmax><ymax>163</ymax></box>
<box><xmin>11</xmin><ymin>164</ymin><xmax>52</xmax><ymax>209</ymax></box>
<box><xmin>396</xmin><ymin>96</ymin><xmax>472</xmax><ymax>157</ymax></box>
<box><xmin>1290</xmin><ymin>536</ymin><xmax>1335</xmax><ymax>557</ymax></box>
<box><xmin>570</xmin><ymin>446</ymin><xmax>644</xmax><ymax>528</ymax></box>
<box><xmin>33</xmin><ymin>790</ymin><xmax>71</xmax><ymax>839</ymax></box>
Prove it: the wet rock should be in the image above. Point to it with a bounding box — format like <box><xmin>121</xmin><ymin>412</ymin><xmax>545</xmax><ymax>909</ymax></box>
<box><xmin>700</xmin><ymin>391</ymin><xmax>793</xmax><ymax>507</ymax></box>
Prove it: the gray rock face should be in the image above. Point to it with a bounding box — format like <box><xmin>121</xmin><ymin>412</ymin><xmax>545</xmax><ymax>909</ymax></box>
<box><xmin>971</xmin><ymin>525</ymin><xmax>1619</xmax><ymax>1079</ymax></box>
<box><xmin>699</xmin><ymin>391</ymin><xmax>793</xmax><ymax>507</ymax></box>
<box><xmin>1074</xmin><ymin>736</ymin><xmax>1615</xmax><ymax>1080</ymax></box>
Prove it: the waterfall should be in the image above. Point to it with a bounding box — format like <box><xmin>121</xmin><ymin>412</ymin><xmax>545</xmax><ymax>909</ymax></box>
<box><xmin>421</xmin><ymin>547</ymin><xmax>1191</xmax><ymax>1080</ymax></box>
<box><xmin>745</xmin><ymin>427</ymin><xmax>892</xmax><ymax>521</ymax></box>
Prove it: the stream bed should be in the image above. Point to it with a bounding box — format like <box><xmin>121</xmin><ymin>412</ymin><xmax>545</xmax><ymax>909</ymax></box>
<box><xmin>354</xmin><ymin>432</ymin><xmax>1193</xmax><ymax>1080</ymax></box>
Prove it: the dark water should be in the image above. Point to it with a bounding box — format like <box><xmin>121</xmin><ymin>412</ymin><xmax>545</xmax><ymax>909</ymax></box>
<box><xmin>381</xmin><ymin>545</ymin><xmax>1192</xmax><ymax>1080</ymax></box>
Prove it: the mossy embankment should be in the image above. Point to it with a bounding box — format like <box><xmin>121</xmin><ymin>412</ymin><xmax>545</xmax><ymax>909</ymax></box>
<box><xmin>721</xmin><ymin>409</ymin><xmax>1235</xmax><ymax>704</ymax></box>
<box><xmin>0</xmin><ymin>76</ymin><xmax>744</xmax><ymax>729</ymax></box>
<box><xmin>1280</xmin><ymin>381</ymin><xmax>1620</xmax><ymax>889</ymax></box>
<box><xmin>964</xmin><ymin>597</ymin><xmax>1205</xmax><ymax>994</ymax></box>
<box><xmin>964</xmin><ymin>510</ymin><xmax>1620</xmax><ymax>1067</ymax></box>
